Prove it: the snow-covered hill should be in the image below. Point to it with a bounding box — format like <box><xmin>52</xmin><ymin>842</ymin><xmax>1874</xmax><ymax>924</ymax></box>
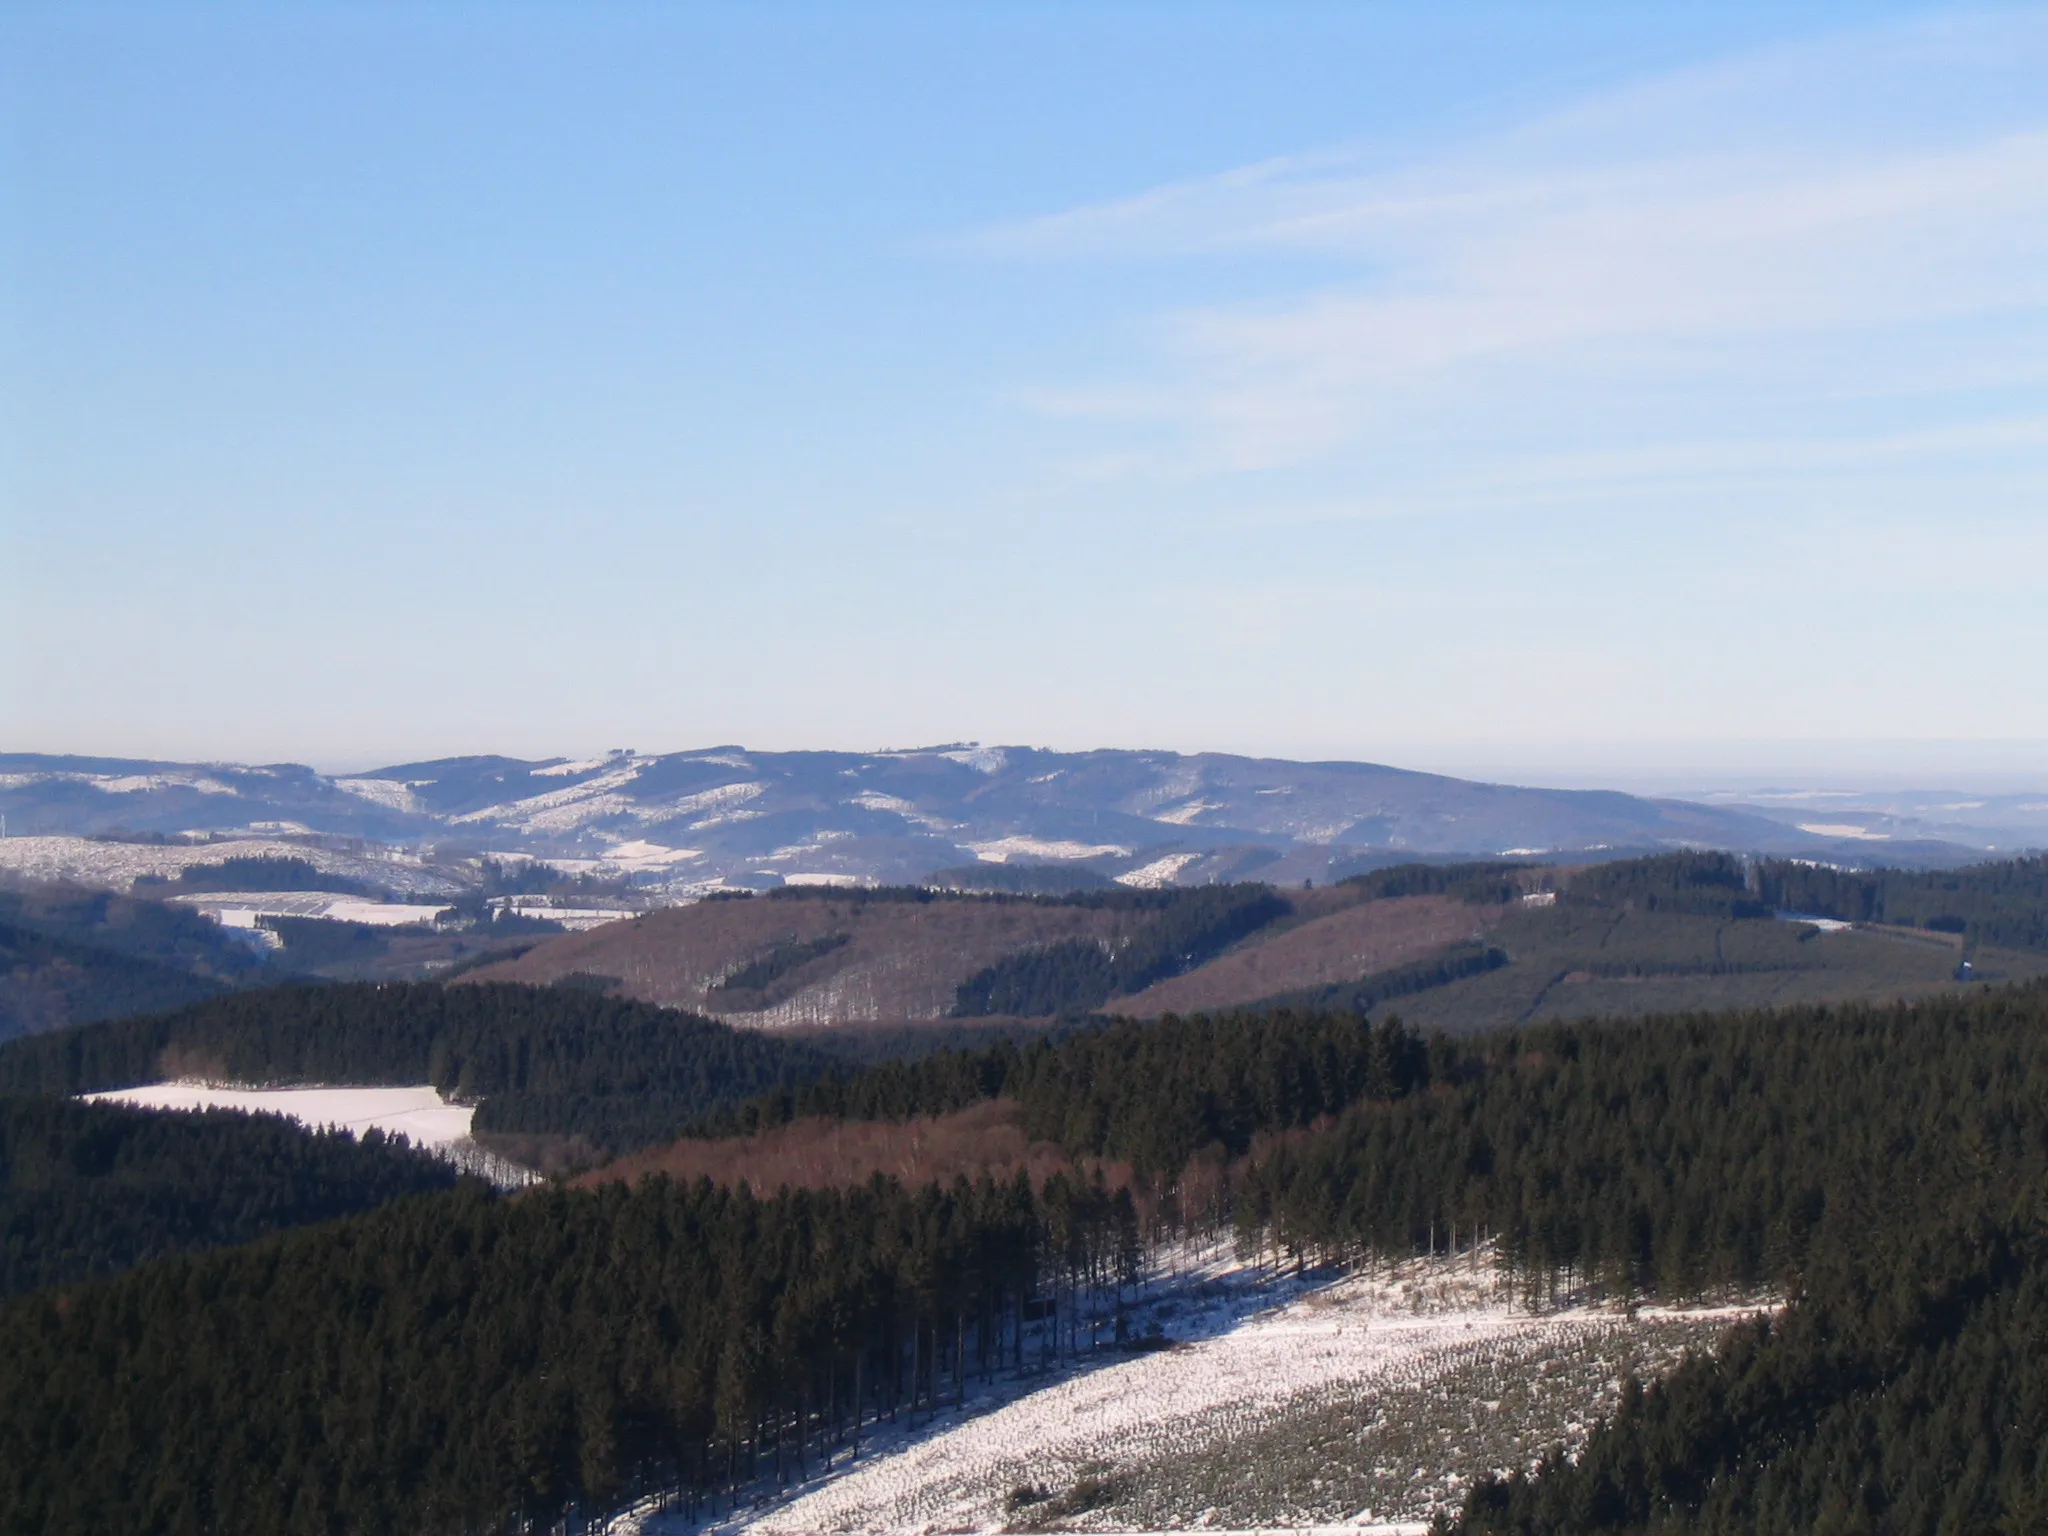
<box><xmin>0</xmin><ymin>745</ymin><xmax>1972</xmax><ymax>896</ymax></box>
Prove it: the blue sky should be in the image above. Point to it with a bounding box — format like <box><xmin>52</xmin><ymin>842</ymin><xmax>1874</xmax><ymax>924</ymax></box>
<box><xmin>3</xmin><ymin>2</ymin><xmax>2044</xmax><ymax>778</ymax></box>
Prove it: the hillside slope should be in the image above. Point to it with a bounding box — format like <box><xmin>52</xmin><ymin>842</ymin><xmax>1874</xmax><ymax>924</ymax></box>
<box><xmin>458</xmin><ymin>860</ymin><xmax>2042</xmax><ymax>1033</ymax></box>
<box><xmin>458</xmin><ymin>893</ymin><xmax>1141</xmax><ymax>1025</ymax></box>
<box><xmin>4</xmin><ymin>745</ymin><xmax>1979</xmax><ymax>898</ymax></box>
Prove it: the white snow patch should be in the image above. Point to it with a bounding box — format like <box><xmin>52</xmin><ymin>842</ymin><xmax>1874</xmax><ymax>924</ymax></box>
<box><xmin>942</xmin><ymin>747</ymin><xmax>1009</xmax><ymax>774</ymax></box>
<box><xmin>782</xmin><ymin>873</ymin><xmax>870</xmax><ymax>887</ymax></box>
<box><xmin>532</xmin><ymin>758</ymin><xmax>612</xmax><ymax>778</ymax></box>
<box><xmin>1118</xmin><ymin>852</ymin><xmax>1202</xmax><ymax>888</ymax></box>
<box><xmin>1153</xmin><ymin>800</ymin><xmax>1223</xmax><ymax>827</ymax></box>
<box><xmin>0</xmin><ymin>835</ymin><xmax>462</xmax><ymax>896</ymax></box>
<box><xmin>83</xmin><ymin>1083</ymin><xmax>537</xmax><ymax>1186</ymax></box>
<box><xmin>600</xmin><ymin>841</ymin><xmax>703</xmax><ymax>869</ymax></box>
<box><xmin>0</xmin><ymin>770</ymin><xmax>235</xmax><ymax>796</ymax></box>
<box><xmin>1777</xmin><ymin>910</ymin><xmax>1855</xmax><ymax>933</ymax></box>
<box><xmin>490</xmin><ymin>897</ymin><xmax>637</xmax><ymax>932</ymax></box>
<box><xmin>851</xmin><ymin>791</ymin><xmax>955</xmax><ymax>831</ymax></box>
<box><xmin>968</xmin><ymin>836</ymin><xmax>1130</xmax><ymax>864</ymax></box>
<box><xmin>448</xmin><ymin>762</ymin><xmax>652</xmax><ymax>831</ymax></box>
<box><xmin>1796</xmin><ymin>822</ymin><xmax>1890</xmax><ymax>840</ymax></box>
<box><xmin>332</xmin><ymin>777</ymin><xmax>425</xmax><ymax>813</ymax></box>
<box><xmin>88</xmin><ymin>1083</ymin><xmax>474</xmax><ymax>1146</ymax></box>
<box><xmin>171</xmin><ymin>892</ymin><xmax>449</xmax><ymax>927</ymax></box>
<box><xmin>666</xmin><ymin>781</ymin><xmax>768</xmax><ymax>816</ymax></box>
<box><xmin>99</xmin><ymin>773</ymin><xmax>239</xmax><ymax>796</ymax></box>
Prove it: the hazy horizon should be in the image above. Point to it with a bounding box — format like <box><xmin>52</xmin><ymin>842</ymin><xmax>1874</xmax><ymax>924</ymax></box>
<box><xmin>6</xmin><ymin>4</ymin><xmax>2044</xmax><ymax>774</ymax></box>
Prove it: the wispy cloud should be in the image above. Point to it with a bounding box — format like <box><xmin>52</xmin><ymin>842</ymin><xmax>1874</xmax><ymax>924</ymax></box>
<box><xmin>980</xmin><ymin>13</ymin><xmax>2048</xmax><ymax>484</ymax></box>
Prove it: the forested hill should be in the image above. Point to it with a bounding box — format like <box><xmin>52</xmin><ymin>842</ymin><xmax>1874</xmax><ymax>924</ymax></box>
<box><xmin>0</xmin><ymin>881</ymin><xmax>267</xmax><ymax>1041</ymax></box>
<box><xmin>1759</xmin><ymin>852</ymin><xmax>2048</xmax><ymax>950</ymax></box>
<box><xmin>0</xmin><ymin>1095</ymin><xmax>460</xmax><ymax>1297</ymax></box>
<box><xmin>12</xmin><ymin>981</ymin><xmax>2048</xmax><ymax>1532</ymax></box>
<box><xmin>0</xmin><ymin>983</ymin><xmax>837</xmax><ymax>1153</ymax></box>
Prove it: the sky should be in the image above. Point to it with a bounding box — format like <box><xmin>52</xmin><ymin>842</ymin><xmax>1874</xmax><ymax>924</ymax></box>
<box><xmin>3</xmin><ymin>2</ymin><xmax>2044</xmax><ymax>780</ymax></box>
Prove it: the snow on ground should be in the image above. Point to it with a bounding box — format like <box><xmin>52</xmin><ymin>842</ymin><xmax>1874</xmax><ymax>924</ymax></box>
<box><xmin>851</xmin><ymin>792</ymin><xmax>957</xmax><ymax>833</ymax></box>
<box><xmin>82</xmin><ymin>1083</ymin><xmax>536</xmax><ymax>1186</ymax></box>
<box><xmin>490</xmin><ymin>897</ymin><xmax>639</xmax><ymax>932</ymax></box>
<box><xmin>534</xmin><ymin>758</ymin><xmax>615</xmax><ymax>778</ymax></box>
<box><xmin>968</xmin><ymin>837</ymin><xmax>1131</xmax><ymax>864</ymax></box>
<box><xmin>0</xmin><ymin>835</ymin><xmax>463</xmax><ymax>895</ymax></box>
<box><xmin>331</xmin><ymin>776</ymin><xmax>427</xmax><ymax>812</ymax></box>
<box><xmin>1776</xmin><ymin>911</ymin><xmax>1855</xmax><ymax>933</ymax></box>
<box><xmin>1117</xmin><ymin>853</ymin><xmax>1202</xmax><ymax>888</ymax></box>
<box><xmin>448</xmin><ymin>763</ymin><xmax>655</xmax><ymax>831</ymax></box>
<box><xmin>599</xmin><ymin>841</ymin><xmax>706</xmax><ymax>870</ymax></box>
<box><xmin>170</xmin><ymin>892</ymin><xmax>451</xmax><ymax>927</ymax></box>
<box><xmin>87</xmin><ymin>1082</ymin><xmax>473</xmax><ymax>1144</ymax></box>
<box><xmin>0</xmin><ymin>769</ymin><xmax>236</xmax><ymax>796</ymax></box>
<box><xmin>622</xmin><ymin>1244</ymin><xmax>1765</xmax><ymax>1536</ymax></box>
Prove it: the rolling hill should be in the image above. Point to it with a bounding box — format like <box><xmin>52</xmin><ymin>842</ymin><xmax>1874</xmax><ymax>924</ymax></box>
<box><xmin>2</xmin><ymin>745</ymin><xmax>2002</xmax><ymax>902</ymax></box>
<box><xmin>457</xmin><ymin>855</ymin><xmax>2048</xmax><ymax>1034</ymax></box>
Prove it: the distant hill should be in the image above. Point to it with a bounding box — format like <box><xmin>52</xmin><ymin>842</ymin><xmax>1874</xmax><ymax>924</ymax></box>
<box><xmin>456</xmin><ymin>856</ymin><xmax>2048</xmax><ymax>1033</ymax></box>
<box><xmin>1</xmin><ymin>745</ymin><xmax>2001</xmax><ymax>900</ymax></box>
<box><xmin>0</xmin><ymin>881</ymin><xmax>269</xmax><ymax>1041</ymax></box>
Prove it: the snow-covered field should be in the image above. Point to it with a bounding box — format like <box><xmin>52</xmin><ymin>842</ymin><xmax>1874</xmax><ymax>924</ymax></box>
<box><xmin>170</xmin><ymin>891</ymin><xmax>451</xmax><ymax>927</ymax></box>
<box><xmin>968</xmin><ymin>837</ymin><xmax>1132</xmax><ymax>864</ymax></box>
<box><xmin>623</xmin><ymin>1245</ymin><xmax>1765</xmax><ymax>1536</ymax></box>
<box><xmin>1116</xmin><ymin>853</ymin><xmax>1203</xmax><ymax>889</ymax></box>
<box><xmin>82</xmin><ymin>1083</ymin><xmax>535</xmax><ymax>1185</ymax></box>
<box><xmin>0</xmin><ymin>834</ymin><xmax>464</xmax><ymax>896</ymax></box>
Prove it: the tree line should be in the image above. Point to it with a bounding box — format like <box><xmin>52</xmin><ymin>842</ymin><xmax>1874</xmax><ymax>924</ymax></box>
<box><xmin>0</xmin><ymin>983</ymin><xmax>838</xmax><ymax>1153</ymax></box>
<box><xmin>1558</xmin><ymin>849</ymin><xmax>2048</xmax><ymax>952</ymax></box>
<box><xmin>691</xmin><ymin>1008</ymin><xmax>1430</xmax><ymax>1178</ymax></box>
<box><xmin>0</xmin><ymin>1095</ymin><xmax>459</xmax><ymax>1296</ymax></box>
<box><xmin>0</xmin><ymin>1169</ymin><xmax>1146</xmax><ymax>1536</ymax></box>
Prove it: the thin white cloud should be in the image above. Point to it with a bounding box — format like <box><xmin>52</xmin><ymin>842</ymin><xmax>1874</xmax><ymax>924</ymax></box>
<box><xmin>980</xmin><ymin>12</ymin><xmax>2048</xmax><ymax>481</ymax></box>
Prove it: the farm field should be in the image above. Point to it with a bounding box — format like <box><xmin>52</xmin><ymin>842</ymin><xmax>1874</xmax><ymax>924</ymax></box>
<box><xmin>620</xmin><ymin>1244</ymin><xmax>1762</xmax><ymax>1536</ymax></box>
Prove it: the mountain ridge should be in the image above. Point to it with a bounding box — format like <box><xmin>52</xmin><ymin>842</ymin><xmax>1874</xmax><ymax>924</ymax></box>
<box><xmin>1</xmin><ymin>744</ymin><xmax>2002</xmax><ymax>895</ymax></box>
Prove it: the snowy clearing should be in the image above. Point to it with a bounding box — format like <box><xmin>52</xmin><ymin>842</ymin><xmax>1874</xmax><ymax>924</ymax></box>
<box><xmin>86</xmin><ymin>1082</ymin><xmax>474</xmax><ymax>1145</ymax></box>
<box><xmin>0</xmin><ymin>835</ymin><xmax>463</xmax><ymax>896</ymax></box>
<box><xmin>82</xmin><ymin>1083</ymin><xmax>537</xmax><ymax>1185</ymax></box>
<box><xmin>170</xmin><ymin>892</ymin><xmax>450</xmax><ymax>927</ymax></box>
<box><xmin>599</xmin><ymin>841</ymin><xmax>706</xmax><ymax>870</ymax></box>
<box><xmin>969</xmin><ymin>837</ymin><xmax>1131</xmax><ymax>864</ymax></box>
<box><xmin>534</xmin><ymin>758</ymin><xmax>614</xmax><ymax>778</ymax></box>
<box><xmin>623</xmin><ymin>1245</ymin><xmax>1764</xmax><ymax>1536</ymax></box>
<box><xmin>1117</xmin><ymin>853</ymin><xmax>1202</xmax><ymax>888</ymax></box>
<box><xmin>331</xmin><ymin>776</ymin><xmax>427</xmax><ymax>812</ymax></box>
